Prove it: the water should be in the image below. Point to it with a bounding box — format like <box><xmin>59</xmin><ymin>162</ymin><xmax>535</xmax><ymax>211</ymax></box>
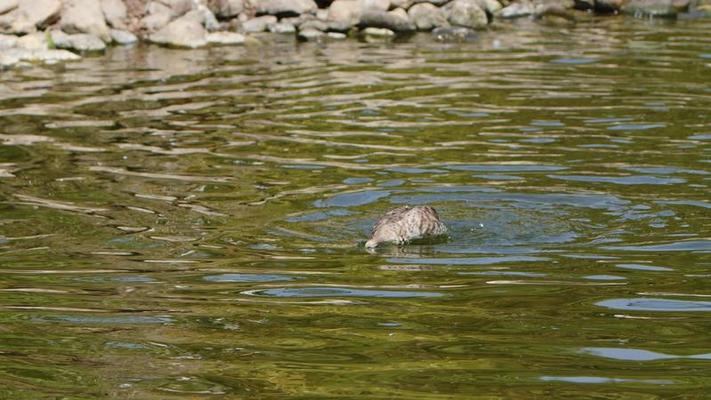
<box><xmin>0</xmin><ymin>18</ymin><xmax>710</xmax><ymax>398</ymax></box>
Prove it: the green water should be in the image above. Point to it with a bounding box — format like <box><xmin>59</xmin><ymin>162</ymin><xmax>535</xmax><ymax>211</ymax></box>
<box><xmin>0</xmin><ymin>18</ymin><xmax>710</xmax><ymax>399</ymax></box>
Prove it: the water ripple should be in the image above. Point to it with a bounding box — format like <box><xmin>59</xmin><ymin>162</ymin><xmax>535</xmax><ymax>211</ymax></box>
<box><xmin>596</xmin><ymin>298</ymin><xmax>711</xmax><ymax>312</ymax></box>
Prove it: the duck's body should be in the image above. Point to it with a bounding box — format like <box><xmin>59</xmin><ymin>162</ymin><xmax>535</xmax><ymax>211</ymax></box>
<box><xmin>365</xmin><ymin>206</ymin><xmax>448</xmax><ymax>249</ymax></box>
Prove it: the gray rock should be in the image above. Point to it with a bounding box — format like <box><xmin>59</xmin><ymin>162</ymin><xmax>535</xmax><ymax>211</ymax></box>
<box><xmin>432</xmin><ymin>25</ymin><xmax>477</xmax><ymax>40</ymax></box>
<box><xmin>497</xmin><ymin>0</ymin><xmax>534</xmax><ymax>17</ymax></box>
<box><xmin>0</xmin><ymin>33</ymin><xmax>16</xmax><ymax>48</ymax></box>
<box><xmin>362</xmin><ymin>26</ymin><xmax>395</xmax><ymax>35</ymax></box>
<box><xmin>9</xmin><ymin>0</ymin><xmax>62</xmax><ymax>34</ymax></box>
<box><xmin>300</xmin><ymin>18</ymin><xmax>330</xmax><ymax>31</ymax></box>
<box><xmin>101</xmin><ymin>0</ymin><xmax>128</xmax><ymax>28</ymax></box>
<box><xmin>269</xmin><ymin>21</ymin><xmax>297</xmax><ymax>33</ymax></box>
<box><xmin>328</xmin><ymin>0</ymin><xmax>362</xmax><ymax>31</ymax></box>
<box><xmin>622</xmin><ymin>0</ymin><xmax>682</xmax><ymax>16</ymax></box>
<box><xmin>149</xmin><ymin>10</ymin><xmax>208</xmax><ymax>47</ymax></box>
<box><xmin>60</xmin><ymin>0</ymin><xmax>112</xmax><ymax>42</ymax></box>
<box><xmin>474</xmin><ymin>0</ymin><xmax>503</xmax><ymax>14</ymax></box>
<box><xmin>255</xmin><ymin>0</ymin><xmax>318</xmax><ymax>17</ymax></box>
<box><xmin>142</xmin><ymin>2</ymin><xmax>174</xmax><ymax>32</ymax></box>
<box><xmin>533</xmin><ymin>2</ymin><xmax>576</xmax><ymax>21</ymax></box>
<box><xmin>408</xmin><ymin>2</ymin><xmax>448</xmax><ymax>29</ymax></box>
<box><xmin>390</xmin><ymin>0</ymin><xmax>414</xmax><ymax>8</ymax></box>
<box><xmin>0</xmin><ymin>0</ymin><xmax>18</xmax><ymax>15</ymax></box>
<box><xmin>446</xmin><ymin>0</ymin><xmax>488</xmax><ymax>28</ymax></box>
<box><xmin>16</xmin><ymin>32</ymin><xmax>48</xmax><ymax>50</ymax></box>
<box><xmin>317</xmin><ymin>8</ymin><xmax>329</xmax><ymax>19</ymax></box>
<box><xmin>201</xmin><ymin>7</ymin><xmax>221</xmax><ymax>31</ymax></box>
<box><xmin>208</xmin><ymin>0</ymin><xmax>244</xmax><ymax>19</ymax></box>
<box><xmin>110</xmin><ymin>29</ymin><xmax>138</xmax><ymax>44</ymax></box>
<box><xmin>161</xmin><ymin>0</ymin><xmax>195</xmax><ymax>17</ymax></box>
<box><xmin>206</xmin><ymin>31</ymin><xmax>245</xmax><ymax>44</ymax></box>
<box><xmin>281</xmin><ymin>15</ymin><xmax>307</xmax><ymax>26</ymax></box>
<box><xmin>242</xmin><ymin>15</ymin><xmax>277</xmax><ymax>32</ymax></box>
<box><xmin>327</xmin><ymin>31</ymin><xmax>347</xmax><ymax>38</ymax></box>
<box><xmin>0</xmin><ymin>50</ymin><xmax>20</xmax><ymax>68</ymax></box>
<box><xmin>50</xmin><ymin>30</ymin><xmax>106</xmax><ymax>52</ymax></box>
<box><xmin>362</xmin><ymin>0</ymin><xmax>391</xmax><ymax>11</ymax></box>
<box><xmin>360</xmin><ymin>8</ymin><xmax>416</xmax><ymax>30</ymax></box>
<box><xmin>67</xmin><ymin>34</ymin><xmax>107</xmax><ymax>51</ymax></box>
<box><xmin>297</xmin><ymin>27</ymin><xmax>324</xmax><ymax>40</ymax></box>
<box><xmin>0</xmin><ymin>48</ymin><xmax>80</xmax><ymax>68</ymax></box>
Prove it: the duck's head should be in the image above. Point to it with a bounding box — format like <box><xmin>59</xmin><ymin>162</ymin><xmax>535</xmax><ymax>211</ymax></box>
<box><xmin>365</xmin><ymin>225</ymin><xmax>398</xmax><ymax>249</ymax></box>
<box><xmin>365</xmin><ymin>238</ymin><xmax>380</xmax><ymax>249</ymax></box>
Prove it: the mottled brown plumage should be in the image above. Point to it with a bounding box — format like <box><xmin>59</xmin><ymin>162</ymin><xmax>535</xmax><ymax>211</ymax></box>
<box><xmin>365</xmin><ymin>206</ymin><xmax>448</xmax><ymax>249</ymax></box>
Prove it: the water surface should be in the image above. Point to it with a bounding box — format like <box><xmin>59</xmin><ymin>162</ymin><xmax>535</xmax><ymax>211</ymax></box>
<box><xmin>0</xmin><ymin>18</ymin><xmax>710</xmax><ymax>399</ymax></box>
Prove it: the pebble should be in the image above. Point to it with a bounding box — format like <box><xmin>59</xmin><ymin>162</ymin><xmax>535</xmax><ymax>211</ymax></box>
<box><xmin>362</xmin><ymin>27</ymin><xmax>395</xmax><ymax>36</ymax></box>
<box><xmin>206</xmin><ymin>31</ymin><xmax>246</xmax><ymax>45</ymax></box>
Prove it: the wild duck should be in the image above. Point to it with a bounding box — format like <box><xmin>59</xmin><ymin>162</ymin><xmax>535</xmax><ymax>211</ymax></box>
<box><xmin>365</xmin><ymin>205</ymin><xmax>448</xmax><ymax>249</ymax></box>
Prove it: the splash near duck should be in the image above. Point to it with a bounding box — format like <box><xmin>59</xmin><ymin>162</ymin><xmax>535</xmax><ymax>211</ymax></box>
<box><xmin>365</xmin><ymin>206</ymin><xmax>448</xmax><ymax>249</ymax></box>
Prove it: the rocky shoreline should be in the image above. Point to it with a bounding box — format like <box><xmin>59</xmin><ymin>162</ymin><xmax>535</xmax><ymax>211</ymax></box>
<box><xmin>1</xmin><ymin>0</ymin><xmax>709</xmax><ymax>68</ymax></box>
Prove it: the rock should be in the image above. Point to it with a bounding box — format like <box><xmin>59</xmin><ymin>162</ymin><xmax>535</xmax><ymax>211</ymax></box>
<box><xmin>534</xmin><ymin>2</ymin><xmax>576</xmax><ymax>24</ymax></box>
<box><xmin>16</xmin><ymin>32</ymin><xmax>48</xmax><ymax>50</ymax></box>
<box><xmin>432</xmin><ymin>25</ymin><xmax>477</xmax><ymax>41</ymax></box>
<box><xmin>61</xmin><ymin>0</ymin><xmax>112</xmax><ymax>42</ymax></box>
<box><xmin>208</xmin><ymin>0</ymin><xmax>244</xmax><ymax>19</ymax></box>
<box><xmin>362</xmin><ymin>0</ymin><xmax>391</xmax><ymax>11</ymax></box>
<box><xmin>149</xmin><ymin>10</ymin><xmax>208</xmax><ymax>47</ymax></box>
<box><xmin>362</xmin><ymin>26</ymin><xmax>395</xmax><ymax>35</ymax></box>
<box><xmin>328</xmin><ymin>0</ymin><xmax>362</xmax><ymax>30</ymax></box>
<box><xmin>300</xmin><ymin>18</ymin><xmax>330</xmax><ymax>30</ymax></box>
<box><xmin>297</xmin><ymin>27</ymin><xmax>324</xmax><ymax>40</ymax></box>
<box><xmin>446</xmin><ymin>0</ymin><xmax>488</xmax><ymax>28</ymax></box>
<box><xmin>50</xmin><ymin>30</ymin><xmax>107</xmax><ymax>52</ymax></box>
<box><xmin>498</xmin><ymin>0</ymin><xmax>534</xmax><ymax>17</ymax></box>
<box><xmin>161</xmin><ymin>0</ymin><xmax>195</xmax><ymax>17</ymax></box>
<box><xmin>110</xmin><ymin>29</ymin><xmax>138</xmax><ymax>44</ymax></box>
<box><xmin>0</xmin><ymin>48</ymin><xmax>80</xmax><ymax>68</ymax></box>
<box><xmin>9</xmin><ymin>0</ymin><xmax>62</xmax><ymax>34</ymax></box>
<box><xmin>101</xmin><ymin>0</ymin><xmax>128</xmax><ymax>28</ymax></box>
<box><xmin>408</xmin><ymin>3</ymin><xmax>448</xmax><ymax>29</ymax></box>
<box><xmin>142</xmin><ymin>2</ymin><xmax>173</xmax><ymax>32</ymax></box>
<box><xmin>317</xmin><ymin>8</ymin><xmax>330</xmax><ymax>19</ymax></box>
<box><xmin>360</xmin><ymin>8</ymin><xmax>416</xmax><ymax>30</ymax></box>
<box><xmin>242</xmin><ymin>15</ymin><xmax>277</xmax><ymax>32</ymax></box>
<box><xmin>0</xmin><ymin>33</ymin><xmax>16</xmax><ymax>48</ymax></box>
<box><xmin>0</xmin><ymin>0</ymin><xmax>17</xmax><ymax>15</ymax></box>
<box><xmin>201</xmin><ymin>7</ymin><xmax>221</xmax><ymax>31</ymax></box>
<box><xmin>281</xmin><ymin>15</ymin><xmax>307</xmax><ymax>26</ymax></box>
<box><xmin>255</xmin><ymin>0</ymin><xmax>318</xmax><ymax>17</ymax></box>
<box><xmin>327</xmin><ymin>31</ymin><xmax>347</xmax><ymax>38</ymax></box>
<box><xmin>206</xmin><ymin>31</ymin><xmax>246</xmax><ymax>44</ymax></box>
<box><xmin>690</xmin><ymin>0</ymin><xmax>711</xmax><ymax>15</ymax></box>
<box><xmin>0</xmin><ymin>50</ymin><xmax>20</xmax><ymax>68</ymax></box>
<box><xmin>622</xmin><ymin>0</ymin><xmax>677</xmax><ymax>15</ymax></box>
<box><xmin>390</xmin><ymin>0</ymin><xmax>414</xmax><ymax>8</ymax></box>
<box><xmin>474</xmin><ymin>0</ymin><xmax>503</xmax><ymax>14</ymax></box>
<box><xmin>268</xmin><ymin>21</ymin><xmax>296</xmax><ymax>33</ymax></box>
